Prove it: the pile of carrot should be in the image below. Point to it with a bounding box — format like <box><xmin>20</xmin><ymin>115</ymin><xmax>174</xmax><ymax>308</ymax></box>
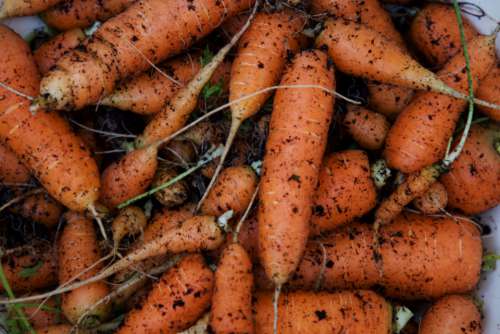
<box><xmin>0</xmin><ymin>0</ymin><xmax>498</xmax><ymax>333</ymax></box>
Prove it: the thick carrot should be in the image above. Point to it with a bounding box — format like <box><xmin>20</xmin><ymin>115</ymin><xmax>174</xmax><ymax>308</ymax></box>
<box><xmin>384</xmin><ymin>33</ymin><xmax>496</xmax><ymax>173</ymax></box>
<box><xmin>42</xmin><ymin>0</ymin><xmax>135</xmax><ymax>30</ymax></box>
<box><xmin>343</xmin><ymin>105</ymin><xmax>390</xmax><ymax>150</ymax></box>
<box><xmin>315</xmin><ymin>18</ymin><xmax>471</xmax><ymax>98</ymax></box>
<box><xmin>210</xmin><ymin>243</ymin><xmax>254</xmax><ymax>334</ymax></box>
<box><xmin>58</xmin><ymin>212</ymin><xmax>110</xmax><ymax>324</ymax></box>
<box><xmin>33</xmin><ymin>29</ymin><xmax>86</xmax><ymax>76</ymax></box>
<box><xmin>254</xmin><ymin>290</ymin><xmax>392</xmax><ymax>334</ymax></box>
<box><xmin>11</xmin><ymin>192</ymin><xmax>64</xmax><ymax>228</ymax></box>
<box><xmin>412</xmin><ymin>181</ymin><xmax>448</xmax><ymax>214</ymax></box>
<box><xmin>0</xmin><ymin>0</ymin><xmax>64</xmax><ymax>18</ymax></box>
<box><xmin>440</xmin><ymin>123</ymin><xmax>500</xmax><ymax>215</ymax></box>
<box><xmin>476</xmin><ymin>63</ymin><xmax>500</xmax><ymax>121</ymax></box>
<box><xmin>151</xmin><ymin>163</ymin><xmax>189</xmax><ymax>208</ymax></box>
<box><xmin>116</xmin><ymin>254</ymin><xmax>213</xmax><ymax>334</ymax></box>
<box><xmin>409</xmin><ymin>3</ymin><xmax>478</xmax><ymax>68</ymax></box>
<box><xmin>36</xmin><ymin>0</ymin><xmax>255</xmax><ymax>110</ymax></box>
<box><xmin>0</xmin><ymin>143</ymin><xmax>30</xmax><ymax>184</ymax></box>
<box><xmin>1</xmin><ymin>244</ymin><xmax>58</xmax><ymax>293</ymax></box>
<box><xmin>101</xmin><ymin>54</ymin><xmax>231</xmax><ymax>115</ymax></box>
<box><xmin>259</xmin><ymin>50</ymin><xmax>335</xmax><ymax>285</ymax></box>
<box><xmin>285</xmin><ymin>212</ymin><xmax>482</xmax><ymax>300</ymax></box>
<box><xmin>0</xmin><ymin>25</ymin><xmax>100</xmax><ymax>212</ymax></box>
<box><xmin>201</xmin><ymin>165</ymin><xmax>257</xmax><ymax>217</ymax></box>
<box><xmin>310</xmin><ymin>150</ymin><xmax>377</xmax><ymax>235</ymax></box>
<box><xmin>419</xmin><ymin>295</ymin><xmax>481</xmax><ymax>334</ymax></box>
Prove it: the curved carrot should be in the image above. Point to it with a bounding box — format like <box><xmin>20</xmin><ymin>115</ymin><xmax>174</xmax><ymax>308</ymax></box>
<box><xmin>476</xmin><ymin>63</ymin><xmax>500</xmax><ymax>121</ymax></box>
<box><xmin>343</xmin><ymin>105</ymin><xmax>390</xmax><ymax>150</ymax></box>
<box><xmin>0</xmin><ymin>143</ymin><xmax>30</xmax><ymax>184</ymax></box>
<box><xmin>259</xmin><ymin>50</ymin><xmax>335</xmax><ymax>285</ymax></box>
<box><xmin>0</xmin><ymin>0</ymin><xmax>63</xmax><ymax>18</ymax></box>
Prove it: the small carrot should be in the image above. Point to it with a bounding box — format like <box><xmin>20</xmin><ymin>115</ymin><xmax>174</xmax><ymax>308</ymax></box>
<box><xmin>343</xmin><ymin>105</ymin><xmax>390</xmax><ymax>150</ymax></box>
<box><xmin>111</xmin><ymin>206</ymin><xmax>147</xmax><ymax>251</ymax></box>
<box><xmin>412</xmin><ymin>181</ymin><xmax>448</xmax><ymax>214</ymax></box>
<box><xmin>33</xmin><ymin>29</ymin><xmax>86</xmax><ymax>76</ymax></box>
<box><xmin>0</xmin><ymin>0</ymin><xmax>64</xmax><ymax>18</ymax></box>
<box><xmin>476</xmin><ymin>63</ymin><xmax>500</xmax><ymax>121</ymax></box>
<box><xmin>0</xmin><ymin>143</ymin><xmax>30</xmax><ymax>184</ymax></box>
<box><xmin>310</xmin><ymin>150</ymin><xmax>377</xmax><ymax>235</ymax></box>
<box><xmin>116</xmin><ymin>254</ymin><xmax>214</xmax><ymax>334</ymax></box>
<box><xmin>11</xmin><ymin>192</ymin><xmax>64</xmax><ymax>229</ymax></box>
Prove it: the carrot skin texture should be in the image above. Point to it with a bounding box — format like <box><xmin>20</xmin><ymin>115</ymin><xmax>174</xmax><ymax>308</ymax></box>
<box><xmin>412</xmin><ymin>181</ymin><xmax>448</xmax><ymax>214</ymax></box>
<box><xmin>39</xmin><ymin>0</ymin><xmax>255</xmax><ymax>110</ymax></box>
<box><xmin>59</xmin><ymin>212</ymin><xmax>111</xmax><ymax>324</ymax></box>
<box><xmin>343</xmin><ymin>105</ymin><xmax>390</xmax><ymax>150</ymax></box>
<box><xmin>258</xmin><ymin>50</ymin><xmax>335</xmax><ymax>285</ymax></box>
<box><xmin>476</xmin><ymin>64</ymin><xmax>500</xmax><ymax>121</ymax></box>
<box><xmin>286</xmin><ymin>213</ymin><xmax>482</xmax><ymax>300</ymax></box>
<box><xmin>36</xmin><ymin>325</ymin><xmax>75</xmax><ymax>334</ymax></box>
<box><xmin>384</xmin><ymin>33</ymin><xmax>496</xmax><ymax>173</ymax></box>
<box><xmin>0</xmin><ymin>143</ymin><xmax>30</xmax><ymax>184</ymax></box>
<box><xmin>11</xmin><ymin>192</ymin><xmax>64</xmax><ymax>228</ymax></box>
<box><xmin>42</xmin><ymin>0</ymin><xmax>135</xmax><ymax>30</ymax></box>
<box><xmin>419</xmin><ymin>295</ymin><xmax>481</xmax><ymax>334</ymax></box>
<box><xmin>409</xmin><ymin>3</ymin><xmax>478</xmax><ymax>68</ymax></box>
<box><xmin>310</xmin><ymin>150</ymin><xmax>377</xmax><ymax>235</ymax></box>
<box><xmin>366</xmin><ymin>83</ymin><xmax>414</xmax><ymax>118</ymax></box>
<box><xmin>34</xmin><ymin>28</ymin><xmax>86</xmax><ymax>76</ymax></box>
<box><xmin>0</xmin><ymin>26</ymin><xmax>100</xmax><ymax>212</ymax></box>
<box><xmin>116</xmin><ymin>254</ymin><xmax>214</xmax><ymax>334</ymax></box>
<box><xmin>210</xmin><ymin>243</ymin><xmax>254</xmax><ymax>334</ymax></box>
<box><xmin>254</xmin><ymin>290</ymin><xmax>392</xmax><ymax>334</ymax></box>
<box><xmin>440</xmin><ymin>124</ymin><xmax>500</xmax><ymax>215</ymax></box>
<box><xmin>0</xmin><ymin>0</ymin><xmax>64</xmax><ymax>18</ymax></box>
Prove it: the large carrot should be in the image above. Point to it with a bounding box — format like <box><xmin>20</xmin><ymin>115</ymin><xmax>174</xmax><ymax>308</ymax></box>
<box><xmin>42</xmin><ymin>0</ymin><xmax>135</xmax><ymax>30</ymax></box>
<box><xmin>259</xmin><ymin>50</ymin><xmax>335</xmax><ymax>286</ymax></box>
<box><xmin>476</xmin><ymin>63</ymin><xmax>500</xmax><ymax>121</ymax></box>
<box><xmin>384</xmin><ymin>33</ymin><xmax>496</xmax><ymax>173</ymax></box>
<box><xmin>0</xmin><ymin>0</ymin><xmax>64</xmax><ymax>18</ymax></box>
<box><xmin>35</xmin><ymin>0</ymin><xmax>255</xmax><ymax>110</ymax></box>
<box><xmin>58</xmin><ymin>212</ymin><xmax>111</xmax><ymax>324</ymax></box>
<box><xmin>310</xmin><ymin>150</ymin><xmax>377</xmax><ymax>235</ymax></box>
<box><xmin>0</xmin><ymin>25</ymin><xmax>100</xmax><ymax>213</ymax></box>
<box><xmin>116</xmin><ymin>254</ymin><xmax>214</xmax><ymax>334</ymax></box>
<box><xmin>0</xmin><ymin>143</ymin><xmax>30</xmax><ymax>184</ymax></box>
<box><xmin>440</xmin><ymin>123</ymin><xmax>500</xmax><ymax>215</ymax></box>
<box><xmin>285</xmin><ymin>212</ymin><xmax>482</xmax><ymax>300</ymax></box>
<box><xmin>254</xmin><ymin>290</ymin><xmax>392</xmax><ymax>334</ymax></box>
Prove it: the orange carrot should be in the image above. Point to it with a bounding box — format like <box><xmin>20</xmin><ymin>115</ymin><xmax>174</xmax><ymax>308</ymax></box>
<box><xmin>440</xmin><ymin>123</ymin><xmax>500</xmax><ymax>215</ymax></box>
<box><xmin>42</xmin><ymin>0</ymin><xmax>135</xmax><ymax>30</ymax></box>
<box><xmin>476</xmin><ymin>63</ymin><xmax>500</xmax><ymax>121</ymax></box>
<box><xmin>310</xmin><ymin>150</ymin><xmax>377</xmax><ymax>235</ymax></box>
<box><xmin>254</xmin><ymin>290</ymin><xmax>392</xmax><ymax>334</ymax></box>
<box><xmin>58</xmin><ymin>212</ymin><xmax>110</xmax><ymax>324</ymax></box>
<box><xmin>11</xmin><ymin>192</ymin><xmax>64</xmax><ymax>228</ymax></box>
<box><xmin>116</xmin><ymin>254</ymin><xmax>214</xmax><ymax>334</ymax></box>
<box><xmin>36</xmin><ymin>325</ymin><xmax>78</xmax><ymax>334</ymax></box>
<box><xmin>23</xmin><ymin>297</ymin><xmax>60</xmax><ymax>329</ymax></box>
<box><xmin>409</xmin><ymin>3</ymin><xmax>478</xmax><ymax>68</ymax></box>
<box><xmin>201</xmin><ymin>165</ymin><xmax>257</xmax><ymax>218</ymax></box>
<box><xmin>420</xmin><ymin>295</ymin><xmax>481</xmax><ymax>334</ymax></box>
<box><xmin>33</xmin><ymin>29</ymin><xmax>86</xmax><ymax>76</ymax></box>
<box><xmin>0</xmin><ymin>143</ymin><xmax>30</xmax><ymax>184</ymax></box>
<box><xmin>259</xmin><ymin>50</ymin><xmax>335</xmax><ymax>285</ymax></box>
<box><xmin>384</xmin><ymin>33</ymin><xmax>496</xmax><ymax>173</ymax></box>
<box><xmin>0</xmin><ymin>0</ymin><xmax>64</xmax><ymax>18</ymax></box>
<box><xmin>111</xmin><ymin>205</ymin><xmax>147</xmax><ymax>250</ymax></box>
<box><xmin>412</xmin><ymin>181</ymin><xmax>448</xmax><ymax>214</ymax></box>
<box><xmin>36</xmin><ymin>0</ymin><xmax>255</xmax><ymax>110</ymax></box>
<box><xmin>343</xmin><ymin>105</ymin><xmax>390</xmax><ymax>150</ymax></box>
<box><xmin>366</xmin><ymin>83</ymin><xmax>415</xmax><ymax>118</ymax></box>
<box><xmin>210</xmin><ymin>243</ymin><xmax>254</xmax><ymax>334</ymax></box>
<box><xmin>0</xmin><ymin>25</ymin><xmax>100</xmax><ymax>212</ymax></box>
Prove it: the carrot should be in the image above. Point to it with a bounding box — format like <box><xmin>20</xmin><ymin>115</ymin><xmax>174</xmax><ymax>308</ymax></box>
<box><xmin>412</xmin><ymin>181</ymin><xmax>448</xmax><ymax>214</ymax></box>
<box><xmin>220</xmin><ymin>13</ymin><xmax>251</xmax><ymax>40</ymax></box>
<box><xmin>366</xmin><ymin>83</ymin><xmax>414</xmax><ymax>118</ymax></box>
<box><xmin>201</xmin><ymin>165</ymin><xmax>258</xmax><ymax>218</ymax></box>
<box><xmin>42</xmin><ymin>0</ymin><xmax>135</xmax><ymax>30</ymax></box>
<box><xmin>116</xmin><ymin>254</ymin><xmax>213</xmax><ymax>334</ymax></box>
<box><xmin>11</xmin><ymin>192</ymin><xmax>64</xmax><ymax>228</ymax></box>
<box><xmin>58</xmin><ymin>212</ymin><xmax>111</xmax><ymax>325</ymax></box>
<box><xmin>409</xmin><ymin>3</ymin><xmax>478</xmax><ymax>68</ymax></box>
<box><xmin>0</xmin><ymin>25</ymin><xmax>100</xmax><ymax>213</ymax></box>
<box><xmin>228</xmin><ymin>212</ymin><xmax>259</xmax><ymax>262</ymax></box>
<box><xmin>33</xmin><ymin>29</ymin><xmax>86</xmax><ymax>76</ymax></box>
<box><xmin>0</xmin><ymin>143</ymin><xmax>30</xmax><ymax>184</ymax></box>
<box><xmin>419</xmin><ymin>295</ymin><xmax>481</xmax><ymax>334</ymax></box>
<box><xmin>0</xmin><ymin>0</ymin><xmax>64</xmax><ymax>18</ymax></box>
<box><xmin>1</xmin><ymin>244</ymin><xmax>58</xmax><ymax>293</ymax></box>
<box><xmin>254</xmin><ymin>290</ymin><xmax>392</xmax><ymax>334</ymax></box>
<box><xmin>315</xmin><ymin>18</ymin><xmax>477</xmax><ymax>99</ymax></box>
<box><xmin>210</xmin><ymin>243</ymin><xmax>254</xmax><ymax>334</ymax></box>
<box><xmin>440</xmin><ymin>123</ymin><xmax>500</xmax><ymax>215</ymax></box>
<box><xmin>384</xmin><ymin>32</ymin><xmax>496</xmax><ymax>173</ymax></box>
<box><xmin>197</xmin><ymin>11</ymin><xmax>305</xmax><ymax>209</ymax></box>
<box><xmin>285</xmin><ymin>212</ymin><xmax>482</xmax><ymax>300</ymax></box>
<box><xmin>35</xmin><ymin>0</ymin><xmax>255</xmax><ymax>110</ymax></box>
<box><xmin>101</xmin><ymin>54</ymin><xmax>231</xmax><ymax>115</ymax></box>
<box><xmin>151</xmin><ymin>163</ymin><xmax>189</xmax><ymax>208</ymax></box>
<box><xmin>111</xmin><ymin>205</ymin><xmax>147</xmax><ymax>251</ymax></box>
<box><xmin>23</xmin><ymin>296</ymin><xmax>60</xmax><ymax>329</ymax></box>
<box><xmin>259</xmin><ymin>49</ymin><xmax>335</xmax><ymax>286</ymax></box>
<box><xmin>343</xmin><ymin>105</ymin><xmax>390</xmax><ymax>150</ymax></box>
<box><xmin>36</xmin><ymin>325</ymin><xmax>80</xmax><ymax>334</ymax></box>
<box><xmin>310</xmin><ymin>150</ymin><xmax>377</xmax><ymax>235</ymax></box>
<box><xmin>476</xmin><ymin>63</ymin><xmax>500</xmax><ymax>121</ymax></box>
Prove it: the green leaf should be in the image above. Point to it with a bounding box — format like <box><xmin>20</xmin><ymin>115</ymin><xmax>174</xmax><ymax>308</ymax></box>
<box><xmin>201</xmin><ymin>46</ymin><xmax>214</xmax><ymax>67</ymax></box>
<box><xmin>18</xmin><ymin>261</ymin><xmax>43</xmax><ymax>279</ymax></box>
<box><xmin>202</xmin><ymin>79</ymin><xmax>223</xmax><ymax>99</ymax></box>
<box><xmin>482</xmin><ymin>253</ymin><xmax>500</xmax><ymax>272</ymax></box>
